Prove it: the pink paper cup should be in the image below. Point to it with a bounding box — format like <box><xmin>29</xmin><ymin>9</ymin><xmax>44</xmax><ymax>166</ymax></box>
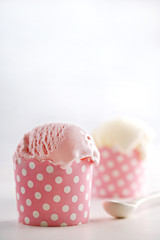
<box><xmin>13</xmin><ymin>157</ymin><xmax>92</xmax><ymax>227</ymax></box>
<box><xmin>92</xmin><ymin>146</ymin><xmax>146</xmax><ymax>199</ymax></box>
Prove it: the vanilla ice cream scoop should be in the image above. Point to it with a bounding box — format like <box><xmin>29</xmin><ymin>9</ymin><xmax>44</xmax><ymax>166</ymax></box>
<box><xmin>15</xmin><ymin>123</ymin><xmax>100</xmax><ymax>168</ymax></box>
<box><xmin>92</xmin><ymin>117</ymin><xmax>155</xmax><ymax>160</ymax></box>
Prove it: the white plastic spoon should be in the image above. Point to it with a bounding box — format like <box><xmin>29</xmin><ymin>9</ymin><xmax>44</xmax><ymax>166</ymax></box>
<box><xmin>103</xmin><ymin>191</ymin><xmax>160</xmax><ymax>218</ymax></box>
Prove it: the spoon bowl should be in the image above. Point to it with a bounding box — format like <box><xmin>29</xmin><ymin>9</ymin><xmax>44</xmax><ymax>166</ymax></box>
<box><xmin>103</xmin><ymin>200</ymin><xmax>137</xmax><ymax>218</ymax></box>
<box><xmin>103</xmin><ymin>191</ymin><xmax>160</xmax><ymax>218</ymax></box>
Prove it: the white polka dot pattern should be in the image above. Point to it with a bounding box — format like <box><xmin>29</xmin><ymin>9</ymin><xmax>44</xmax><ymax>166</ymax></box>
<box><xmin>44</xmin><ymin>184</ymin><xmax>52</xmax><ymax>192</ymax></box>
<box><xmin>46</xmin><ymin>166</ymin><xmax>54</xmax><ymax>173</ymax></box>
<box><xmin>53</xmin><ymin>195</ymin><xmax>61</xmax><ymax>203</ymax></box>
<box><xmin>20</xmin><ymin>205</ymin><xmax>24</xmax><ymax>212</ymax></box>
<box><xmin>81</xmin><ymin>165</ymin><xmax>86</xmax><ymax>173</ymax></box>
<box><xmin>17</xmin><ymin>158</ymin><xmax>21</xmax><ymax>164</ymax></box>
<box><xmin>14</xmin><ymin>157</ymin><xmax>92</xmax><ymax>227</ymax></box>
<box><xmin>33</xmin><ymin>211</ymin><xmax>39</xmax><ymax>218</ymax></box>
<box><xmin>17</xmin><ymin>175</ymin><xmax>20</xmax><ymax>182</ymax></box>
<box><xmin>43</xmin><ymin>203</ymin><xmax>50</xmax><ymax>211</ymax></box>
<box><xmin>73</xmin><ymin>176</ymin><xmax>79</xmax><ymax>183</ymax></box>
<box><xmin>29</xmin><ymin>162</ymin><xmax>35</xmax><ymax>169</ymax></box>
<box><xmin>36</xmin><ymin>173</ymin><xmax>43</xmax><ymax>181</ymax></box>
<box><xmin>78</xmin><ymin>204</ymin><xmax>83</xmax><ymax>211</ymax></box>
<box><xmin>55</xmin><ymin>176</ymin><xmax>62</xmax><ymax>184</ymax></box>
<box><xmin>70</xmin><ymin>213</ymin><xmax>76</xmax><ymax>221</ymax></box>
<box><xmin>99</xmin><ymin>189</ymin><xmax>106</xmax><ymax>196</ymax></box>
<box><xmin>62</xmin><ymin>205</ymin><xmax>69</xmax><ymax>212</ymax></box>
<box><xmin>80</xmin><ymin>185</ymin><xmax>85</xmax><ymax>192</ymax></box>
<box><xmin>61</xmin><ymin>223</ymin><xmax>67</xmax><ymax>227</ymax></box>
<box><xmin>21</xmin><ymin>187</ymin><xmax>25</xmax><ymax>194</ymax></box>
<box><xmin>17</xmin><ymin>193</ymin><xmax>20</xmax><ymax>200</ymax></box>
<box><xmin>85</xmin><ymin>193</ymin><xmax>89</xmax><ymax>200</ymax></box>
<box><xmin>66</xmin><ymin>167</ymin><xmax>72</xmax><ymax>175</ymax></box>
<box><xmin>64</xmin><ymin>186</ymin><xmax>71</xmax><ymax>193</ymax></box>
<box><xmin>86</xmin><ymin>174</ymin><xmax>90</xmax><ymax>181</ymax></box>
<box><xmin>72</xmin><ymin>195</ymin><xmax>78</xmax><ymax>203</ymax></box>
<box><xmin>26</xmin><ymin>199</ymin><xmax>32</xmax><ymax>206</ymax></box>
<box><xmin>28</xmin><ymin>180</ymin><xmax>34</xmax><ymax>188</ymax></box>
<box><xmin>24</xmin><ymin>217</ymin><xmax>30</xmax><ymax>224</ymax></box>
<box><xmin>92</xmin><ymin>146</ymin><xmax>146</xmax><ymax>199</ymax></box>
<box><xmin>41</xmin><ymin>221</ymin><xmax>48</xmax><ymax>227</ymax></box>
<box><xmin>22</xmin><ymin>168</ymin><xmax>27</xmax><ymax>176</ymax></box>
<box><xmin>35</xmin><ymin>192</ymin><xmax>41</xmax><ymax>199</ymax></box>
<box><xmin>84</xmin><ymin>211</ymin><xmax>88</xmax><ymax>218</ymax></box>
<box><xmin>51</xmin><ymin>214</ymin><xmax>58</xmax><ymax>221</ymax></box>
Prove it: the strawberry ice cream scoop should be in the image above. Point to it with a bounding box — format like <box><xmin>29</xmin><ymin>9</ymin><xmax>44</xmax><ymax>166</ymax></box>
<box><xmin>15</xmin><ymin>123</ymin><xmax>100</xmax><ymax>168</ymax></box>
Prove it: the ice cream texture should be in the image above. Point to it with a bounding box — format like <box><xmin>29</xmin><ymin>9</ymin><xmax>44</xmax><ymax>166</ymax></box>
<box><xmin>92</xmin><ymin>117</ymin><xmax>155</xmax><ymax>160</ymax></box>
<box><xmin>14</xmin><ymin>123</ymin><xmax>100</xmax><ymax>168</ymax></box>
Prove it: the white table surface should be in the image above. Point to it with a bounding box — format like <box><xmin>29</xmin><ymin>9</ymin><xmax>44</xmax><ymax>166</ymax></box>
<box><xmin>0</xmin><ymin>197</ymin><xmax>160</xmax><ymax>240</ymax></box>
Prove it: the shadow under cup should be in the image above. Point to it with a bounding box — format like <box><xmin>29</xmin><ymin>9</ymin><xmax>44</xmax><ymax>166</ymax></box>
<box><xmin>92</xmin><ymin>146</ymin><xmax>146</xmax><ymax>199</ymax></box>
<box><xmin>13</xmin><ymin>157</ymin><xmax>93</xmax><ymax>227</ymax></box>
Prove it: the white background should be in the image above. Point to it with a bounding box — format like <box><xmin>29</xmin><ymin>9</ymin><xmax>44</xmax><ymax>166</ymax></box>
<box><xmin>0</xmin><ymin>1</ymin><xmax>160</xmax><ymax>239</ymax></box>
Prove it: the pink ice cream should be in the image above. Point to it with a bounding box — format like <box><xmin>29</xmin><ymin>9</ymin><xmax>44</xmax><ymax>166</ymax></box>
<box><xmin>14</xmin><ymin>123</ymin><xmax>100</xmax><ymax>168</ymax></box>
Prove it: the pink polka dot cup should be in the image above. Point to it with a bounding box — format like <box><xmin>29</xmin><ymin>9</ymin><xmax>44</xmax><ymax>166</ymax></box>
<box><xmin>92</xmin><ymin>146</ymin><xmax>146</xmax><ymax>199</ymax></box>
<box><xmin>14</xmin><ymin>157</ymin><xmax>92</xmax><ymax>227</ymax></box>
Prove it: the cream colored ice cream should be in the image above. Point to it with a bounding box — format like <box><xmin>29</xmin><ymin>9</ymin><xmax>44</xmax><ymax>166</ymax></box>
<box><xmin>92</xmin><ymin>117</ymin><xmax>155</xmax><ymax>160</ymax></box>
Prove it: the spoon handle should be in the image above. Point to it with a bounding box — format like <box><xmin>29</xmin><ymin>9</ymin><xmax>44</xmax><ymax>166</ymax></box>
<box><xmin>135</xmin><ymin>191</ymin><xmax>160</xmax><ymax>206</ymax></box>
